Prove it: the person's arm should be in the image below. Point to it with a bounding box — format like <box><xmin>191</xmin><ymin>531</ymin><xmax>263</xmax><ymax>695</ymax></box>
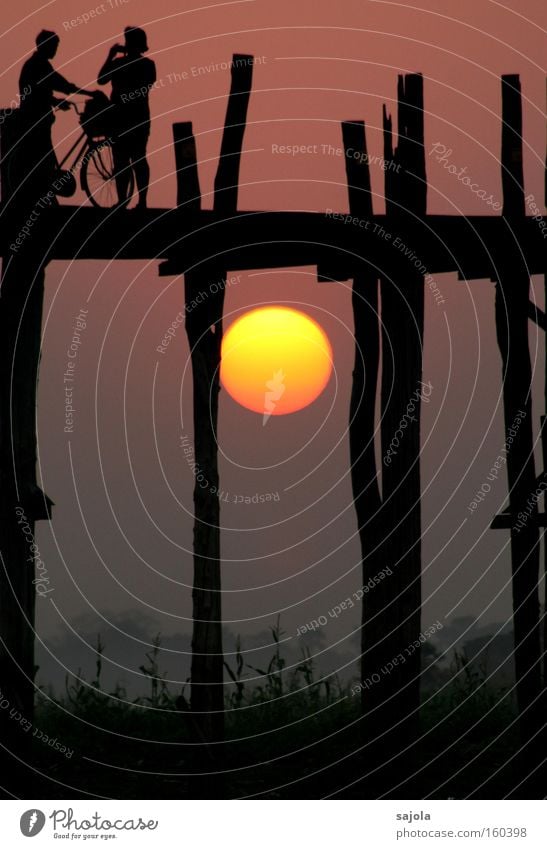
<box><xmin>52</xmin><ymin>96</ymin><xmax>72</xmax><ymax>111</ymax></box>
<box><xmin>98</xmin><ymin>45</ymin><xmax>123</xmax><ymax>85</ymax></box>
<box><xmin>49</xmin><ymin>69</ymin><xmax>79</xmax><ymax>96</ymax></box>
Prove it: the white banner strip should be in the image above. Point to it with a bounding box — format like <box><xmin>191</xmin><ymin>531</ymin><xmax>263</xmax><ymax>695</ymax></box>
<box><xmin>2</xmin><ymin>800</ymin><xmax>546</xmax><ymax>848</ymax></box>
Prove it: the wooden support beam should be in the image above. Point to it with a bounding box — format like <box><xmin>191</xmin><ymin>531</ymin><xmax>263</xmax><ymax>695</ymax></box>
<box><xmin>185</xmin><ymin>56</ymin><xmax>253</xmax><ymax>761</ymax></box>
<box><xmin>374</xmin><ymin>74</ymin><xmax>426</xmax><ymax>791</ymax></box>
<box><xmin>542</xmin><ymin>74</ymin><xmax>547</xmax><ymax>708</ymax></box>
<box><xmin>213</xmin><ymin>55</ymin><xmax>253</xmax><ymax>214</ymax></box>
<box><xmin>340</xmin><ymin>121</ymin><xmax>380</xmax><ymax>673</ymax></box>
<box><xmin>528</xmin><ymin>301</ymin><xmax>546</xmax><ymax>330</ymax></box>
<box><xmin>492</xmin><ymin>512</ymin><xmax>547</xmax><ymax>529</ymax></box>
<box><xmin>501</xmin><ymin>76</ymin><xmax>526</xmax><ymax>218</ymax></box>
<box><xmin>184</xmin><ymin>266</ymin><xmax>225</xmax><ymax>748</ymax></box>
<box><xmin>0</xmin><ymin>203</ymin><xmax>544</xmax><ymax>277</ymax></box>
<box><xmin>0</xmin><ymin>112</ymin><xmax>52</xmax><ymax>794</ymax></box>
<box><xmin>173</xmin><ymin>122</ymin><xmax>201</xmax><ymax>211</ymax></box>
<box><xmin>342</xmin><ymin>120</ymin><xmax>387</xmax><ymax>787</ymax></box>
<box><xmin>0</xmin><ymin>258</ymin><xmax>49</xmax><ymax>797</ymax></box>
<box><xmin>179</xmin><ymin>160</ymin><xmax>224</xmax><ymax>748</ymax></box>
<box><xmin>495</xmin><ymin>74</ymin><xmax>543</xmax><ymax>749</ymax></box>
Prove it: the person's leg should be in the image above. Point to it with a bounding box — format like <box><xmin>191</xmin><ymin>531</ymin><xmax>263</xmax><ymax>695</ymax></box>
<box><xmin>129</xmin><ymin>130</ymin><xmax>150</xmax><ymax>209</ymax></box>
<box><xmin>112</xmin><ymin>135</ymin><xmax>131</xmax><ymax>204</ymax></box>
<box><xmin>39</xmin><ymin>126</ymin><xmax>60</xmax><ymax>205</ymax></box>
<box><xmin>18</xmin><ymin>117</ymin><xmax>59</xmax><ymax>206</ymax></box>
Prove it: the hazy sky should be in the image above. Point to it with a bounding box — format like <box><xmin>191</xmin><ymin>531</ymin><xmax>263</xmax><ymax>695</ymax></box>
<box><xmin>0</xmin><ymin>0</ymin><xmax>545</xmax><ymax>688</ymax></box>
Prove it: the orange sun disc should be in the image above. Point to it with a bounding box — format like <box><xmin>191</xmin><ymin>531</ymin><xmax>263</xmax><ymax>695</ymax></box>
<box><xmin>220</xmin><ymin>306</ymin><xmax>333</xmax><ymax>419</ymax></box>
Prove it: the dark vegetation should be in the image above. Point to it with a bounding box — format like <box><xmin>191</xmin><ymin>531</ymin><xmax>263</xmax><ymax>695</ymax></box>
<box><xmin>30</xmin><ymin>620</ymin><xmax>523</xmax><ymax>799</ymax></box>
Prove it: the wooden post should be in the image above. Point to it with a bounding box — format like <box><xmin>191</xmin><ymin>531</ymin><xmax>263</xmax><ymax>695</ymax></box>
<box><xmin>543</xmin><ymin>77</ymin><xmax>547</xmax><ymax>691</ymax></box>
<box><xmin>213</xmin><ymin>55</ymin><xmax>254</xmax><ymax>214</ymax></box>
<box><xmin>184</xmin><ymin>263</ymin><xmax>225</xmax><ymax>747</ymax></box>
<box><xmin>182</xmin><ymin>56</ymin><xmax>253</xmax><ymax>755</ymax></box>
<box><xmin>0</xmin><ymin>110</ymin><xmax>52</xmax><ymax>794</ymax></box>
<box><xmin>370</xmin><ymin>75</ymin><xmax>426</xmax><ymax>787</ymax></box>
<box><xmin>173</xmin><ymin>122</ymin><xmax>201</xmax><ymax>211</ymax></box>
<box><xmin>173</xmin><ymin>121</ymin><xmax>226</xmax><ymax>745</ymax></box>
<box><xmin>496</xmin><ymin>76</ymin><xmax>542</xmax><ymax>741</ymax></box>
<box><xmin>341</xmin><ymin>120</ymin><xmax>383</xmax><ymax>734</ymax></box>
<box><xmin>342</xmin><ymin>120</ymin><xmax>381</xmax><ymax>615</ymax></box>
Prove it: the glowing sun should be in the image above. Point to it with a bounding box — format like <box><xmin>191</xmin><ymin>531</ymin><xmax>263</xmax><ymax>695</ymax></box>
<box><xmin>220</xmin><ymin>306</ymin><xmax>333</xmax><ymax>419</ymax></box>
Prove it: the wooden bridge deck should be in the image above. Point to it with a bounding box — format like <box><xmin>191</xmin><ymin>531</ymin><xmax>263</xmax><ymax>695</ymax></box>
<box><xmin>0</xmin><ymin>206</ymin><xmax>543</xmax><ymax>281</ymax></box>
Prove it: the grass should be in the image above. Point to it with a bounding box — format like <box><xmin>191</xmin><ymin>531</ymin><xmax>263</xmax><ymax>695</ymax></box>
<box><xmin>28</xmin><ymin>622</ymin><xmax>524</xmax><ymax>799</ymax></box>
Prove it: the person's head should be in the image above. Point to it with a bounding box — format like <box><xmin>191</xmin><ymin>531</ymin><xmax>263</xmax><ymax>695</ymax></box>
<box><xmin>123</xmin><ymin>26</ymin><xmax>148</xmax><ymax>55</ymax></box>
<box><xmin>36</xmin><ymin>30</ymin><xmax>59</xmax><ymax>59</ymax></box>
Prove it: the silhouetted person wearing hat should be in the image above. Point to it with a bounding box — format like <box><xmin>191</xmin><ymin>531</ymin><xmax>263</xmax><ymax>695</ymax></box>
<box><xmin>98</xmin><ymin>27</ymin><xmax>156</xmax><ymax>209</ymax></box>
<box><xmin>18</xmin><ymin>30</ymin><xmax>95</xmax><ymax>201</ymax></box>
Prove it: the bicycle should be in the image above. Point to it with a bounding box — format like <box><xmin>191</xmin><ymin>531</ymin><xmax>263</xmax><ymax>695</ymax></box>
<box><xmin>56</xmin><ymin>93</ymin><xmax>135</xmax><ymax>208</ymax></box>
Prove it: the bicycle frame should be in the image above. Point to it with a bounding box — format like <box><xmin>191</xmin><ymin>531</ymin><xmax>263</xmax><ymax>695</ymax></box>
<box><xmin>57</xmin><ymin>131</ymin><xmax>89</xmax><ymax>172</ymax></box>
<box><xmin>57</xmin><ymin>101</ymin><xmax>101</xmax><ymax>174</ymax></box>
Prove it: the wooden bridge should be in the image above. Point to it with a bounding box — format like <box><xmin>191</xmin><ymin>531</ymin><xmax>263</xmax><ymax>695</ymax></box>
<box><xmin>0</xmin><ymin>203</ymin><xmax>544</xmax><ymax>276</ymax></box>
<box><xmin>0</xmin><ymin>55</ymin><xmax>545</xmax><ymax>794</ymax></box>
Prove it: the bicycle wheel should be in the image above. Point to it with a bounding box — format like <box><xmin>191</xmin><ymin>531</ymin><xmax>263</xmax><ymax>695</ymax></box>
<box><xmin>81</xmin><ymin>140</ymin><xmax>134</xmax><ymax>208</ymax></box>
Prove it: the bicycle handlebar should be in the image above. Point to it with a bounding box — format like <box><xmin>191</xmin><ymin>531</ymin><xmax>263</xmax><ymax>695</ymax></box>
<box><xmin>55</xmin><ymin>93</ymin><xmax>100</xmax><ymax>115</ymax></box>
<box><xmin>52</xmin><ymin>101</ymin><xmax>80</xmax><ymax>115</ymax></box>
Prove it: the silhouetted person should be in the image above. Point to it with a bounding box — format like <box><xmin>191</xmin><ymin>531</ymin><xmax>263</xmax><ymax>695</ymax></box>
<box><xmin>98</xmin><ymin>27</ymin><xmax>156</xmax><ymax>209</ymax></box>
<box><xmin>18</xmin><ymin>30</ymin><xmax>94</xmax><ymax>202</ymax></box>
